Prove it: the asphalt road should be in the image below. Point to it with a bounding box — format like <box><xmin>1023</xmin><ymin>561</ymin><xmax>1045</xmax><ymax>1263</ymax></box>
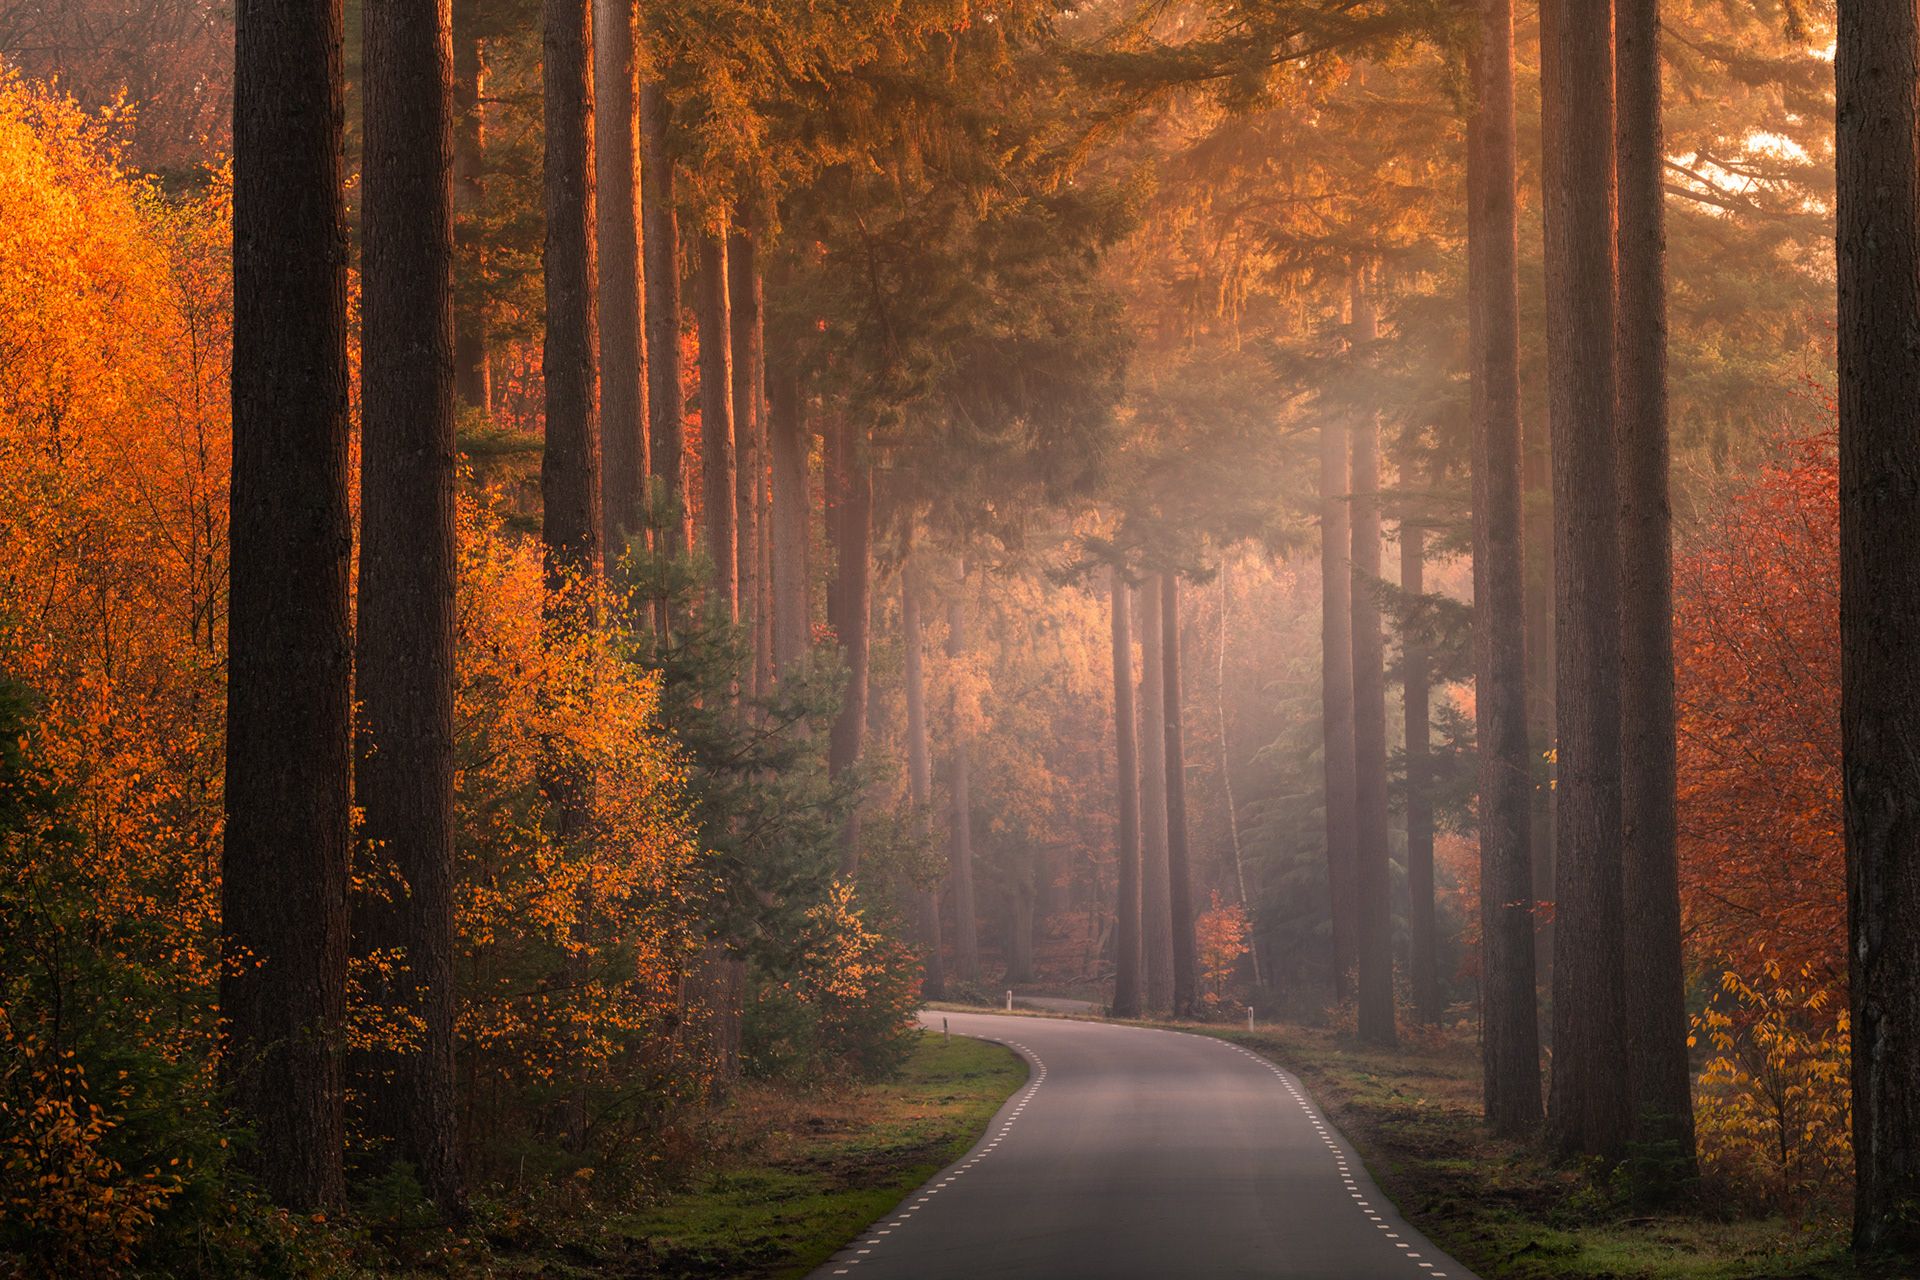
<box><xmin>811</xmin><ymin>1011</ymin><xmax>1479</xmax><ymax>1280</ymax></box>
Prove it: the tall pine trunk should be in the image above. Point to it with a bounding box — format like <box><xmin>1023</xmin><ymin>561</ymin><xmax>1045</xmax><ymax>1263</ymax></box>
<box><xmin>451</xmin><ymin>0</ymin><xmax>488</xmax><ymax>413</ymax></box>
<box><xmin>1111</xmin><ymin>567</ymin><xmax>1144</xmax><ymax>1019</ymax></box>
<box><xmin>1541</xmin><ymin>0</ymin><xmax>1629</xmax><ymax>1160</ymax></box>
<box><xmin>695</xmin><ymin>233</ymin><xmax>738</xmax><ymax>619</ymax></box>
<box><xmin>1838</xmin><ymin>0</ymin><xmax>1920</xmax><ymax>1253</ymax></box>
<box><xmin>1468</xmin><ymin>0</ymin><xmax>1542</xmax><ymax>1135</ymax></box>
<box><xmin>1525</xmin><ymin>408</ymin><xmax>1556</xmax><ymax>993</ymax></box>
<box><xmin>948</xmin><ymin>583</ymin><xmax>981</xmax><ymax>983</ymax></box>
<box><xmin>594</xmin><ymin>0</ymin><xmax>646</xmax><ymax>566</ymax></box>
<box><xmin>827</xmin><ymin>416</ymin><xmax>870</xmax><ymax>874</ymax></box>
<box><xmin>1138</xmin><ymin>576</ymin><xmax>1174</xmax><ymax>1011</ymax></box>
<box><xmin>1215</xmin><ymin>567</ymin><xmax>1261</xmax><ymax>987</ymax></box>
<box><xmin>640</xmin><ymin>82</ymin><xmax>688</xmax><ymax>558</ymax></box>
<box><xmin>355</xmin><ymin>0</ymin><xmax>460</xmax><ymax>1211</ymax></box>
<box><xmin>1320</xmin><ymin>413</ymin><xmax>1359</xmax><ymax>1003</ymax></box>
<box><xmin>769</xmin><ymin>364</ymin><xmax>810</xmax><ymax>672</ymax></box>
<box><xmin>1163</xmin><ymin>573</ymin><xmax>1200</xmax><ymax>1019</ymax></box>
<box><xmin>1401</xmin><ymin>507</ymin><xmax>1437</xmax><ymax>1024</ymax></box>
<box><xmin>904</xmin><ymin>560</ymin><xmax>944</xmax><ymax>998</ymax></box>
<box><xmin>728</xmin><ymin>228</ymin><xmax>768</xmax><ymax>691</ymax></box>
<box><xmin>1351</xmin><ymin>277</ymin><xmax>1396</xmax><ymax>1048</ymax></box>
<box><xmin>224</xmin><ymin>0</ymin><xmax>352</xmax><ymax>1209</ymax></box>
<box><xmin>1616</xmin><ymin>0</ymin><xmax>1696</xmax><ymax>1163</ymax></box>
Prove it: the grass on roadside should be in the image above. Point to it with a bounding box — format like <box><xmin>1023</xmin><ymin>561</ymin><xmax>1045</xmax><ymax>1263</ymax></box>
<box><xmin>475</xmin><ymin>1029</ymin><xmax>1024</xmax><ymax>1279</ymax></box>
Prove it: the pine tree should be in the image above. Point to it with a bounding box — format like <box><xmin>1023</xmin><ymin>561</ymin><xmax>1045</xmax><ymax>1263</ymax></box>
<box><xmin>1163</xmin><ymin>572</ymin><xmax>1201</xmax><ymax>1019</ymax></box>
<box><xmin>596</xmin><ymin>0</ymin><xmax>648</xmax><ymax>564</ymax></box>
<box><xmin>1111</xmin><ymin>566</ymin><xmax>1145</xmax><ymax>1018</ymax></box>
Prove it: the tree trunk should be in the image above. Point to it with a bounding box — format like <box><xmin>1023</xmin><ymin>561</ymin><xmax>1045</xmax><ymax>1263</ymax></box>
<box><xmin>948</xmin><ymin>583</ymin><xmax>981</xmax><ymax>983</ymax></box>
<box><xmin>1321</xmin><ymin>412</ymin><xmax>1359</xmax><ymax>1004</ymax></box>
<box><xmin>594</xmin><ymin>0</ymin><xmax>646</xmax><ymax>567</ymax></box>
<box><xmin>224</xmin><ymin>0</ymin><xmax>352</xmax><ymax>1209</ymax></box>
<box><xmin>451</xmin><ymin>0</ymin><xmax>488</xmax><ymax>414</ymax></box>
<box><xmin>640</xmin><ymin>81</ymin><xmax>688</xmax><ymax>558</ymax></box>
<box><xmin>827</xmin><ymin>416</ymin><xmax>870</xmax><ymax>874</ymax></box>
<box><xmin>1215</xmin><ymin>567</ymin><xmax>1263</xmax><ymax>988</ymax></box>
<box><xmin>1139</xmin><ymin>575</ymin><xmax>1174</xmax><ymax>1012</ymax></box>
<box><xmin>355</xmin><ymin>0</ymin><xmax>460</xmax><ymax>1212</ymax></box>
<box><xmin>1163</xmin><ymin>573</ymin><xmax>1201</xmax><ymax>1019</ymax></box>
<box><xmin>1401</xmin><ymin>507</ymin><xmax>1437</xmax><ymax>1025</ymax></box>
<box><xmin>1468</xmin><ymin>0</ymin><xmax>1543</xmax><ymax>1136</ymax></box>
<box><xmin>1616</xmin><ymin>0</ymin><xmax>1696</xmax><ymax>1165</ymax></box>
<box><xmin>1838</xmin><ymin>0</ymin><xmax>1920</xmax><ymax>1253</ymax></box>
<box><xmin>904</xmin><ymin>559</ymin><xmax>945</xmax><ymax>999</ymax></box>
<box><xmin>769</xmin><ymin>364</ymin><xmax>810</xmax><ymax>672</ymax></box>
<box><xmin>1526</xmin><ymin>399</ymin><xmax>1556</xmax><ymax>995</ymax></box>
<box><xmin>1111</xmin><ymin>567</ymin><xmax>1144</xmax><ymax>1019</ymax></box>
<box><xmin>728</xmin><ymin>228</ymin><xmax>769</xmax><ymax>692</ymax></box>
<box><xmin>1350</xmin><ymin>276</ymin><xmax>1397</xmax><ymax>1049</ymax></box>
<box><xmin>1541</xmin><ymin>0</ymin><xmax>1629</xmax><ymax>1160</ymax></box>
<box><xmin>695</xmin><ymin>233</ymin><xmax>738</xmax><ymax>620</ymax></box>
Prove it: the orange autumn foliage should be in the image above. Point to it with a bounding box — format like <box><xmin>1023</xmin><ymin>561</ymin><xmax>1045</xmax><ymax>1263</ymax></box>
<box><xmin>1674</xmin><ymin>411</ymin><xmax>1843</xmax><ymax>995</ymax></box>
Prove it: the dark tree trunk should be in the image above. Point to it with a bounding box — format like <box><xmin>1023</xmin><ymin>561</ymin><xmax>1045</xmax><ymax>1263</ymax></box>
<box><xmin>948</xmin><ymin>584</ymin><xmax>981</xmax><ymax>983</ymax></box>
<box><xmin>1541</xmin><ymin>0</ymin><xmax>1629</xmax><ymax>1160</ymax></box>
<box><xmin>594</xmin><ymin>0</ymin><xmax>646</xmax><ymax>568</ymax></box>
<box><xmin>827</xmin><ymin>416</ymin><xmax>870</xmax><ymax>874</ymax></box>
<box><xmin>768</xmin><ymin>364</ymin><xmax>810</xmax><ymax>672</ymax></box>
<box><xmin>695</xmin><ymin>233</ymin><xmax>738</xmax><ymax>619</ymax></box>
<box><xmin>1838</xmin><ymin>0</ymin><xmax>1920</xmax><ymax>1253</ymax></box>
<box><xmin>728</xmin><ymin>228</ymin><xmax>769</xmax><ymax>691</ymax></box>
<box><xmin>904</xmin><ymin>560</ymin><xmax>945</xmax><ymax>999</ymax></box>
<box><xmin>451</xmin><ymin>0</ymin><xmax>488</xmax><ymax>414</ymax></box>
<box><xmin>640</xmin><ymin>81</ymin><xmax>688</xmax><ymax>558</ymax></box>
<box><xmin>1615</xmin><ymin>0</ymin><xmax>1696</xmax><ymax>1164</ymax></box>
<box><xmin>1401</xmin><ymin>508</ymin><xmax>1438</xmax><ymax>1025</ymax></box>
<box><xmin>355</xmin><ymin>0</ymin><xmax>460</xmax><ymax>1213</ymax></box>
<box><xmin>1350</xmin><ymin>278</ymin><xmax>1397</xmax><ymax>1049</ymax></box>
<box><xmin>1162</xmin><ymin>573</ymin><xmax>1201</xmax><ymax>1020</ymax></box>
<box><xmin>224</xmin><ymin>0</ymin><xmax>352</xmax><ymax>1209</ymax></box>
<box><xmin>1215</xmin><ymin>568</ymin><xmax>1263</xmax><ymax>988</ymax></box>
<box><xmin>1321</xmin><ymin>413</ymin><xmax>1358</xmax><ymax>1004</ymax></box>
<box><xmin>1138</xmin><ymin>575</ymin><xmax>1174</xmax><ymax>1011</ymax></box>
<box><xmin>1468</xmin><ymin>0</ymin><xmax>1542</xmax><ymax>1136</ymax></box>
<box><xmin>1111</xmin><ymin>567</ymin><xmax>1144</xmax><ymax>1019</ymax></box>
<box><xmin>1525</xmin><ymin>402</ymin><xmax>1556</xmax><ymax>994</ymax></box>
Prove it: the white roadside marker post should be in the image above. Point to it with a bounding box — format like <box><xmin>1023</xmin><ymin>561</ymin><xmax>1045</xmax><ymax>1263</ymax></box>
<box><xmin>1005</xmin><ymin>990</ymin><xmax>1013</xmax><ymax>1012</ymax></box>
<box><xmin>1248</xmin><ymin>1007</ymin><xmax>1255</xmax><ymax>1031</ymax></box>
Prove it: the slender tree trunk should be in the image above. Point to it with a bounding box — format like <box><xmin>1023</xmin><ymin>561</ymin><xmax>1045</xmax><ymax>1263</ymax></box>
<box><xmin>695</xmin><ymin>233</ymin><xmax>738</xmax><ymax>619</ymax></box>
<box><xmin>1525</xmin><ymin>421</ymin><xmax>1556</xmax><ymax>996</ymax></box>
<box><xmin>904</xmin><ymin>560</ymin><xmax>945</xmax><ymax>998</ymax></box>
<box><xmin>1350</xmin><ymin>276</ymin><xmax>1397</xmax><ymax>1049</ymax></box>
<box><xmin>1468</xmin><ymin>0</ymin><xmax>1543</xmax><ymax>1136</ymax></box>
<box><xmin>355</xmin><ymin>0</ymin><xmax>460</xmax><ymax>1212</ymax></box>
<box><xmin>1163</xmin><ymin>573</ymin><xmax>1201</xmax><ymax>1019</ymax></box>
<box><xmin>224</xmin><ymin>0</ymin><xmax>352</xmax><ymax>1209</ymax></box>
<box><xmin>1541</xmin><ymin>0</ymin><xmax>1629</xmax><ymax>1160</ymax></box>
<box><xmin>827</xmin><ymin>416</ymin><xmax>870</xmax><ymax>874</ymax></box>
<box><xmin>1401</xmin><ymin>507</ymin><xmax>1437</xmax><ymax>1025</ymax></box>
<box><xmin>769</xmin><ymin>364</ymin><xmax>810</xmax><ymax>671</ymax></box>
<box><xmin>1321</xmin><ymin>412</ymin><xmax>1359</xmax><ymax>1003</ymax></box>
<box><xmin>1838</xmin><ymin>0</ymin><xmax>1920</xmax><ymax>1253</ymax></box>
<box><xmin>594</xmin><ymin>0</ymin><xmax>646</xmax><ymax>568</ymax></box>
<box><xmin>1138</xmin><ymin>575</ymin><xmax>1174</xmax><ymax>1011</ymax></box>
<box><xmin>1111</xmin><ymin>567</ymin><xmax>1144</xmax><ymax>1019</ymax></box>
<box><xmin>451</xmin><ymin>0</ymin><xmax>489</xmax><ymax>414</ymax></box>
<box><xmin>1215</xmin><ymin>567</ymin><xmax>1262</xmax><ymax>988</ymax></box>
<box><xmin>640</xmin><ymin>81</ymin><xmax>688</xmax><ymax>557</ymax></box>
<box><xmin>1615</xmin><ymin>0</ymin><xmax>1696</xmax><ymax>1164</ymax></box>
<box><xmin>729</xmin><ymin>228</ymin><xmax>768</xmax><ymax>691</ymax></box>
<box><xmin>948</xmin><ymin>583</ymin><xmax>981</xmax><ymax>983</ymax></box>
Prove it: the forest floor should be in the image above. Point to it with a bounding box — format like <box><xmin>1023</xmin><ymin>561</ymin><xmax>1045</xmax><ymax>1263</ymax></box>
<box><xmin>442</xmin><ymin>1032</ymin><xmax>1025</xmax><ymax>1279</ymax></box>
<box><xmin>1203</xmin><ymin>1021</ymin><xmax>1892</xmax><ymax>1280</ymax></box>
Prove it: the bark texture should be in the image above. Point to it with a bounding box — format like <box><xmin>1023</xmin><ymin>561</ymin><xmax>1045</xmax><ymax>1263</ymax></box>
<box><xmin>640</xmin><ymin>81</ymin><xmax>688</xmax><ymax>557</ymax></box>
<box><xmin>224</xmin><ymin>0</ymin><xmax>352</xmax><ymax>1209</ymax></box>
<box><xmin>1138</xmin><ymin>575</ymin><xmax>1174</xmax><ymax>1011</ymax></box>
<box><xmin>594</xmin><ymin>0</ymin><xmax>646</xmax><ymax>566</ymax></box>
<box><xmin>1350</xmin><ymin>279</ymin><xmax>1396</xmax><ymax>1048</ymax></box>
<box><xmin>1468</xmin><ymin>0</ymin><xmax>1542</xmax><ymax>1136</ymax></box>
<box><xmin>451</xmin><ymin>0</ymin><xmax>488</xmax><ymax>413</ymax></box>
<box><xmin>1162</xmin><ymin>574</ymin><xmax>1200</xmax><ymax>1020</ymax></box>
<box><xmin>768</xmin><ymin>365</ymin><xmax>810</xmax><ymax>672</ymax></box>
<box><xmin>1320</xmin><ymin>415</ymin><xmax>1358</xmax><ymax>1003</ymax></box>
<box><xmin>1111</xmin><ymin>568</ymin><xmax>1144</xmax><ymax>1019</ymax></box>
<box><xmin>355</xmin><ymin>0</ymin><xmax>460</xmax><ymax>1211</ymax></box>
<box><xmin>1541</xmin><ymin>0</ymin><xmax>1629</xmax><ymax>1160</ymax></box>
<box><xmin>695</xmin><ymin>232</ymin><xmax>738</xmax><ymax>619</ymax></box>
<box><xmin>1837</xmin><ymin>0</ymin><xmax>1920</xmax><ymax>1252</ymax></box>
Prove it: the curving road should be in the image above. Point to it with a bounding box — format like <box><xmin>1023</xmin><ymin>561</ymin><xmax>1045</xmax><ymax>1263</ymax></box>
<box><xmin>811</xmin><ymin>1011</ymin><xmax>1478</xmax><ymax>1280</ymax></box>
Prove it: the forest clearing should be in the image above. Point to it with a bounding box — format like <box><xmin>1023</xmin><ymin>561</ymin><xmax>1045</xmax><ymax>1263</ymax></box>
<box><xmin>0</xmin><ymin>0</ymin><xmax>1908</xmax><ymax>1276</ymax></box>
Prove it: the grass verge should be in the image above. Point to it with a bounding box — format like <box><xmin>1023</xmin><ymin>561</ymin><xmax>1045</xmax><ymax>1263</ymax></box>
<box><xmin>477</xmin><ymin>1029</ymin><xmax>1024</xmax><ymax>1279</ymax></box>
